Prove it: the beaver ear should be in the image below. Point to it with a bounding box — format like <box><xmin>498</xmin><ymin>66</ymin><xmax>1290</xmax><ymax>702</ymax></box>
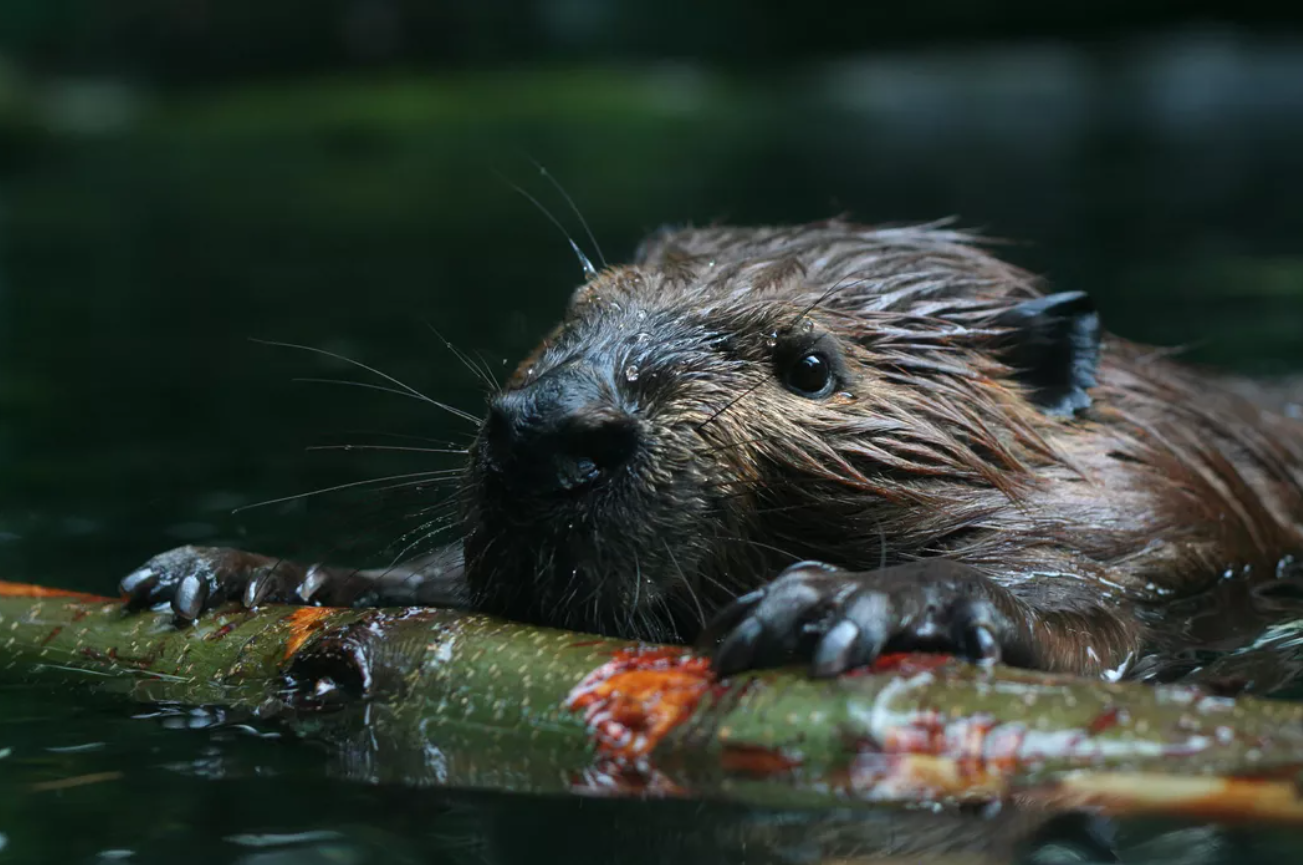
<box><xmin>995</xmin><ymin>291</ymin><xmax>1100</xmax><ymax>417</ymax></box>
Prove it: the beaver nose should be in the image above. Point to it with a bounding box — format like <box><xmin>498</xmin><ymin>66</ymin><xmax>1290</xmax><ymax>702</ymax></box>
<box><xmin>483</xmin><ymin>372</ymin><xmax>639</xmax><ymax>493</ymax></box>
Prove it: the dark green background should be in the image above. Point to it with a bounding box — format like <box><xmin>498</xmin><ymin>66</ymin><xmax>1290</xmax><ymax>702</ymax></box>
<box><xmin>1</xmin><ymin>4</ymin><xmax>1302</xmax><ymax>863</ymax></box>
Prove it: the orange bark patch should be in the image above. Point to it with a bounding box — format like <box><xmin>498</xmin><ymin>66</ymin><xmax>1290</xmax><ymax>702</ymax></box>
<box><xmin>1086</xmin><ymin>706</ymin><xmax>1124</xmax><ymax>735</ymax></box>
<box><xmin>282</xmin><ymin>607</ymin><xmax>338</xmax><ymax>661</ymax></box>
<box><xmin>566</xmin><ymin>647</ymin><xmax>714</xmax><ymax>762</ymax></box>
<box><xmin>848</xmin><ymin>752</ymin><xmax>1008</xmax><ymax>802</ymax></box>
<box><xmin>1039</xmin><ymin>773</ymin><xmax>1303</xmax><ymax>824</ymax></box>
<box><xmin>849</xmin><ymin>714</ymin><xmax>1022</xmax><ymax>801</ymax></box>
<box><xmin>861</xmin><ymin>652</ymin><xmax>956</xmax><ymax>676</ymax></box>
<box><xmin>719</xmin><ymin>743</ymin><xmax>799</xmax><ymax>776</ymax></box>
<box><xmin>0</xmin><ymin>581</ymin><xmax>110</xmax><ymax>603</ymax></box>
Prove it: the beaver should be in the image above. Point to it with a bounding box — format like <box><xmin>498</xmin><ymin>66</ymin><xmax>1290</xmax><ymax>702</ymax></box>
<box><xmin>119</xmin><ymin>221</ymin><xmax>1303</xmax><ymax>679</ymax></box>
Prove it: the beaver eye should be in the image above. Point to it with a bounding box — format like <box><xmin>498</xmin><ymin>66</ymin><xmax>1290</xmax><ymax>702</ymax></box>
<box><xmin>783</xmin><ymin>351</ymin><xmax>835</xmax><ymax>398</ymax></box>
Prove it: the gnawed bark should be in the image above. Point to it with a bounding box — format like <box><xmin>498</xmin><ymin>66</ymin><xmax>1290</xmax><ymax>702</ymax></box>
<box><xmin>4</xmin><ymin>579</ymin><xmax>1303</xmax><ymax>822</ymax></box>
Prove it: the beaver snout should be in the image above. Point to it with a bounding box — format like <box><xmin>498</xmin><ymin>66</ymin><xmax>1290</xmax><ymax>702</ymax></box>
<box><xmin>482</xmin><ymin>367</ymin><xmax>640</xmax><ymax>495</ymax></box>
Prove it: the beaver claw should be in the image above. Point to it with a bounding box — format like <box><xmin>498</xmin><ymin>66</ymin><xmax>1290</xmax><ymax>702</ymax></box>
<box><xmin>703</xmin><ymin>560</ymin><xmax>1033</xmax><ymax>678</ymax></box>
<box><xmin>121</xmin><ymin>545</ymin><xmax>320</xmax><ymax>624</ymax></box>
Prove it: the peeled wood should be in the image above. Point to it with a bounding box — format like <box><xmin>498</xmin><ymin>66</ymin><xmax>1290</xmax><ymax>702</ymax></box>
<box><xmin>4</xmin><ymin>579</ymin><xmax>1303</xmax><ymax>821</ymax></box>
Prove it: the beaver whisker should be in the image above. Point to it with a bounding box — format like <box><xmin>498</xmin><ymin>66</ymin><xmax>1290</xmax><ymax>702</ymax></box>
<box><xmin>528</xmin><ymin>157</ymin><xmax>607</xmax><ymax>270</ymax></box>
<box><xmin>468</xmin><ymin>532</ymin><xmax>499</xmax><ymax>578</ymax></box>
<box><xmin>383</xmin><ymin>521</ymin><xmax>458</xmax><ymax>572</ymax></box>
<box><xmin>625</xmin><ymin>548</ymin><xmax>644</xmax><ymax>634</ymax></box>
<box><xmin>331</xmin><ymin>494</ymin><xmax>460</xmax><ymax>562</ymax></box>
<box><xmin>695</xmin><ymin>375</ymin><xmax>769</xmax><ymax>433</ymax></box>
<box><xmin>539</xmin><ymin>547</ymin><xmax>566</xmax><ymax>609</ymax></box>
<box><xmin>232</xmin><ymin>470</ymin><xmax>461</xmax><ymax>513</ymax></box>
<box><xmin>326</xmin><ymin>429</ymin><xmax>476</xmax><ymax>449</ymax></box>
<box><xmin>306</xmin><ymin>444</ymin><xmax>469</xmax><ymax>456</ymax></box>
<box><xmin>362</xmin><ymin>474</ymin><xmax>465</xmax><ymax>497</ymax></box>
<box><xmin>649</xmin><ymin>593</ymin><xmax>678</xmax><ymax>643</ymax></box>
<box><xmin>255</xmin><ymin>338</ymin><xmax>480</xmax><ymax>424</ymax></box>
<box><xmin>715</xmin><ymin>534</ymin><xmax>804</xmax><ymax>565</ymax></box>
<box><xmin>423</xmin><ymin>321</ymin><xmax>502</xmax><ymax>392</ymax></box>
<box><xmin>663</xmin><ymin>539</ymin><xmax>706</xmax><ymax>627</ymax></box>
<box><xmin>785</xmin><ymin>273</ymin><xmax>872</xmax><ymax>331</ymax></box>
<box><xmin>385</xmin><ymin>494</ymin><xmax>460</xmax><ymax>524</ymax></box>
<box><xmin>495</xmin><ymin>169</ymin><xmax>596</xmax><ymax>279</ymax></box>
<box><xmin>293</xmin><ymin>377</ymin><xmax>481</xmax><ymax>424</ymax></box>
<box><xmin>691</xmin><ymin>567</ymin><xmax>736</xmax><ymax>600</ymax></box>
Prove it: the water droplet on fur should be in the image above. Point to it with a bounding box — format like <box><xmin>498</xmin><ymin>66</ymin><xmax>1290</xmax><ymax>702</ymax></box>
<box><xmin>624</xmin><ymin>365</ymin><xmax>640</xmax><ymax>382</ymax></box>
<box><xmin>633</xmin><ymin>331</ymin><xmax>651</xmax><ymax>345</ymax></box>
<box><xmin>800</xmin><ymin>319</ymin><xmax>815</xmax><ymax>333</ymax></box>
<box><xmin>635</xmin><ymin>309</ymin><xmax>648</xmax><ymax>322</ymax></box>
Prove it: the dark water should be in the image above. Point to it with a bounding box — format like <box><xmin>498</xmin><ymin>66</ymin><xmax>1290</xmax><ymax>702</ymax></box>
<box><xmin>2</xmin><ymin>33</ymin><xmax>1303</xmax><ymax>864</ymax></box>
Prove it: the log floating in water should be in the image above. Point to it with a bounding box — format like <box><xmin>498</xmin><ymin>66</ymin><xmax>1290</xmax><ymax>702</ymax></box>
<box><xmin>3</xmin><ymin>579</ymin><xmax>1303</xmax><ymax>821</ymax></box>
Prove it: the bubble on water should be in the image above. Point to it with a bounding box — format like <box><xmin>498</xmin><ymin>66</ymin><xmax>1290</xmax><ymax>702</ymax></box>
<box><xmin>624</xmin><ymin>365</ymin><xmax>640</xmax><ymax>383</ymax></box>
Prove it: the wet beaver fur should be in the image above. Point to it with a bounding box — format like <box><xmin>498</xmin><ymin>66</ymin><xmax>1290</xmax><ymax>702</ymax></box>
<box><xmin>121</xmin><ymin>221</ymin><xmax>1303</xmax><ymax>679</ymax></box>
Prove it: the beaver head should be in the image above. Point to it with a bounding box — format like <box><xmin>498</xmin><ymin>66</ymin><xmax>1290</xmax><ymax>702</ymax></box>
<box><xmin>461</xmin><ymin>221</ymin><xmax>1101</xmax><ymax>642</ymax></box>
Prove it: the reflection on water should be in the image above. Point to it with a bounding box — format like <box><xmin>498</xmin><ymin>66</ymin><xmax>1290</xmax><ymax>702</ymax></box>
<box><xmin>4</xmin><ymin>687</ymin><xmax>1303</xmax><ymax>865</ymax></box>
<box><xmin>1</xmin><ymin>30</ymin><xmax>1302</xmax><ymax>865</ymax></box>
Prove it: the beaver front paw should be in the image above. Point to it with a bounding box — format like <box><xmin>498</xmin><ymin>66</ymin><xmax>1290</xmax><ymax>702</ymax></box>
<box><xmin>120</xmin><ymin>545</ymin><xmax>318</xmax><ymax>624</ymax></box>
<box><xmin>703</xmin><ymin>560</ymin><xmax>1034</xmax><ymax>678</ymax></box>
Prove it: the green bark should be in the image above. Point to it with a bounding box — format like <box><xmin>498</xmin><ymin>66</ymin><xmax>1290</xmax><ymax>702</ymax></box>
<box><xmin>4</xmin><ymin>580</ymin><xmax>1303</xmax><ymax>822</ymax></box>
